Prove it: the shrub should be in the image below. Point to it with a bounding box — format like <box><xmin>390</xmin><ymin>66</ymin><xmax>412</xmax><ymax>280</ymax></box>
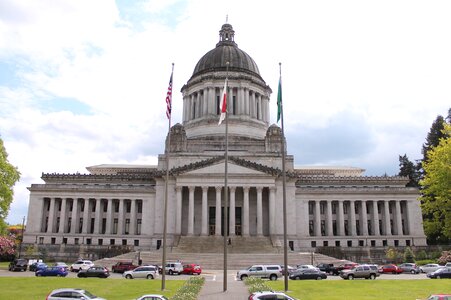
<box><xmin>171</xmin><ymin>276</ymin><xmax>205</xmax><ymax>300</ymax></box>
<box><xmin>403</xmin><ymin>247</ymin><xmax>415</xmax><ymax>263</ymax></box>
<box><xmin>437</xmin><ymin>251</ymin><xmax>451</xmax><ymax>265</ymax></box>
<box><xmin>244</xmin><ymin>277</ymin><xmax>273</xmax><ymax>294</ymax></box>
<box><xmin>415</xmin><ymin>259</ymin><xmax>437</xmax><ymax>266</ymax></box>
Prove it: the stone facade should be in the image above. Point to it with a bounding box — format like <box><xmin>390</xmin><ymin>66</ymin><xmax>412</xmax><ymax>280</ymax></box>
<box><xmin>23</xmin><ymin>23</ymin><xmax>427</xmax><ymax>254</ymax></box>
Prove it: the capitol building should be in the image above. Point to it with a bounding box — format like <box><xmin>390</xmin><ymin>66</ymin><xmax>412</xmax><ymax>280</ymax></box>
<box><xmin>23</xmin><ymin>23</ymin><xmax>427</xmax><ymax>256</ymax></box>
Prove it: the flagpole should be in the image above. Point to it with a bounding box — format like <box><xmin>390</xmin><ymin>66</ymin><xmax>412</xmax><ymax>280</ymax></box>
<box><xmin>223</xmin><ymin>61</ymin><xmax>229</xmax><ymax>292</ymax></box>
<box><xmin>279</xmin><ymin>62</ymin><xmax>289</xmax><ymax>291</ymax></box>
<box><xmin>161</xmin><ymin>63</ymin><xmax>174</xmax><ymax>291</ymax></box>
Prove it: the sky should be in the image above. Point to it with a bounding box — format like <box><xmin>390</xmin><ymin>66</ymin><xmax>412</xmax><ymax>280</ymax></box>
<box><xmin>1</xmin><ymin>0</ymin><xmax>450</xmax><ymax>225</ymax></box>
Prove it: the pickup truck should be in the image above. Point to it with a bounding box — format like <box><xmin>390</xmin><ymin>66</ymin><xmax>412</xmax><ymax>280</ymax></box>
<box><xmin>111</xmin><ymin>262</ymin><xmax>138</xmax><ymax>273</ymax></box>
<box><xmin>236</xmin><ymin>264</ymin><xmax>282</xmax><ymax>281</ymax></box>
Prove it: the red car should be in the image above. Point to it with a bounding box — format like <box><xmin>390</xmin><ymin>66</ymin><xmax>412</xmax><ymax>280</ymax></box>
<box><xmin>182</xmin><ymin>264</ymin><xmax>202</xmax><ymax>275</ymax></box>
<box><xmin>111</xmin><ymin>262</ymin><xmax>138</xmax><ymax>273</ymax></box>
<box><xmin>378</xmin><ymin>264</ymin><xmax>403</xmax><ymax>274</ymax></box>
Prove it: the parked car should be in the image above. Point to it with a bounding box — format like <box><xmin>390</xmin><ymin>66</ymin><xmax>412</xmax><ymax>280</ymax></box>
<box><xmin>53</xmin><ymin>262</ymin><xmax>69</xmax><ymax>271</ymax></box>
<box><xmin>340</xmin><ymin>265</ymin><xmax>380</xmax><ymax>280</ymax></box>
<box><xmin>70</xmin><ymin>259</ymin><xmax>94</xmax><ymax>272</ymax></box>
<box><xmin>248</xmin><ymin>291</ymin><xmax>297</xmax><ymax>300</ymax></box>
<box><xmin>378</xmin><ymin>264</ymin><xmax>403</xmax><ymax>274</ymax></box>
<box><xmin>420</xmin><ymin>264</ymin><xmax>443</xmax><ymax>273</ymax></box>
<box><xmin>237</xmin><ymin>264</ymin><xmax>282</xmax><ymax>281</ymax></box>
<box><xmin>136</xmin><ymin>295</ymin><xmax>169</xmax><ymax>300</ymax></box>
<box><xmin>35</xmin><ymin>266</ymin><xmax>68</xmax><ymax>277</ymax></box>
<box><xmin>112</xmin><ymin>261</ymin><xmax>138</xmax><ymax>273</ymax></box>
<box><xmin>46</xmin><ymin>288</ymin><xmax>106</xmax><ymax>300</ymax></box>
<box><xmin>427</xmin><ymin>268</ymin><xmax>451</xmax><ymax>279</ymax></box>
<box><xmin>164</xmin><ymin>261</ymin><xmax>183</xmax><ymax>275</ymax></box>
<box><xmin>398</xmin><ymin>263</ymin><xmax>420</xmax><ymax>274</ymax></box>
<box><xmin>9</xmin><ymin>258</ymin><xmax>28</xmax><ymax>272</ymax></box>
<box><xmin>123</xmin><ymin>265</ymin><xmax>159</xmax><ymax>279</ymax></box>
<box><xmin>77</xmin><ymin>265</ymin><xmax>110</xmax><ymax>278</ymax></box>
<box><xmin>426</xmin><ymin>294</ymin><xmax>451</xmax><ymax>300</ymax></box>
<box><xmin>182</xmin><ymin>263</ymin><xmax>202</xmax><ymax>275</ymax></box>
<box><xmin>29</xmin><ymin>262</ymin><xmax>47</xmax><ymax>272</ymax></box>
<box><xmin>280</xmin><ymin>264</ymin><xmax>296</xmax><ymax>276</ymax></box>
<box><xmin>316</xmin><ymin>263</ymin><xmax>335</xmax><ymax>274</ymax></box>
<box><xmin>328</xmin><ymin>262</ymin><xmax>359</xmax><ymax>275</ymax></box>
<box><xmin>289</xmin><ymin>268</ymin><xmax>327</xmax><ymax>280</ymax></box>
<box><xmin>295</xmin><ymin>264</ymin><xmax>319</xmax><ymax>271</ymax></box>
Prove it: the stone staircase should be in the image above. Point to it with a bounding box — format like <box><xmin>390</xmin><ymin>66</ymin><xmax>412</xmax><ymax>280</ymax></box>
<box><xmin>94</xmin><ymin>236</ymin><xmax>350</xmax><ymax>270</ymax></box>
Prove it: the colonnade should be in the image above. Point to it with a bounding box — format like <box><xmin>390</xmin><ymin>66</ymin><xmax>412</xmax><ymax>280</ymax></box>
<box><xmin>182</xmin><ymin>86</ymin><xmax>270</xmax><ymax>123</ymax></box>
<box><xmin>308</xmin><ymin>199</ymin><xmax>410</xmax><ymax>237</ymax></box>
<box><xmin>41</xmin><ymin>197</ymin><xmax>143</xmax><ymax>236</ymax></box>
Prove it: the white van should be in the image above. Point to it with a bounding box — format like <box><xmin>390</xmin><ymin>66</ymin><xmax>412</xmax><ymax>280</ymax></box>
<box><xmin>165</xmin><ymin>262</ymin><xmax>183</xmax><ymax>275</ymax></box>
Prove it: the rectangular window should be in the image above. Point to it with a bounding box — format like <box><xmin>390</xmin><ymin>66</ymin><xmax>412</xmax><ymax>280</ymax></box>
<box><xmin>74</xmin><ymin>238</ymin><xmax>79</xmax><ymax>245</ymax></box>
<box><xmin>332</xmin><ymin>220</ymin><xmax>337</xmax><ymax>235</ymax></box>
<box><xmin>332</xmin><ymin>202</ymin><xmax>337</xmax><ymax>214</ymax></box>
<box><xmin>320</xmin><ymin>220</ymin><xmax>326</xmax><ymax>236</ymax></box>
<box><xmin>308</xmin><ymin>202</ymin><xmax>314</xmax><ymax>215</ymax></box>
<box><xmin>102</xmin><ymin>218</ymin><xmax>106</xmax><ymax>234</ymax></box>
<box><xmin>232</xmin><ymin>95</ymin><xmax>236</xmax><ymax>115</ymax></box>
<box><xmin>134</xmin><ymin>239</ymin><xmax>139</xmax><ymax>246</ymax></box>
<box><xmin>80</xmin><ymin>200</ymin><xmax>84</xmax><ymax>212</ymax></box>
<box><xmin>86</xmin><ymin>238</ymin><xmax>92</xmax><ymax>245</ymax></box>
<box><xmin>137</xmin><ymin>201</ymin><xmax>142</xmax><ymax>213</ymax></box>
<box><xmin>344</xmin><ymin>220</ymin><xmax>349</xmax><ymax>235</ymax></box>
<box><xmin>114</xmin><ymin>201</ymin><xmax>119</xmax><ymax>213</ymax></box>
<box><xmin>137</xmin><ymin>219</ymin><xmax>142</xmax><ymax>235</ymax></box>
<box><xmin>39</xmin><ymin>237</ymin><xmax>44</xmax><ymax>244</ymax></box>
<box><xmin>113</xmin><ymin>219</ymin><xmax>118</xmax><ymax>234</ymax></box>
<box><xmin>309</xmin><ymin>220</ymin><xmax>314</xmax><ymax>236</ymax></box>
<box><xmin>62</xmin><ymin>238</ymin><xmax>67</xmax><ymax>244</ymax></box>
<box><xmin>103</xmin><ymin>200</ymin><xmax>108</xmax><ymax>212</ymax></box>
<box><xmin>122</xmin><ymin>239</ymin><xmax>127</xmax><ymax>246</ymax></box>
<box><xmin>79</xmin><ymin>218</ymin><xmax>83</xmax><ymax>233</ymax></box>
<box><xmin>343</xmin><ymin>203</ymin><xmax>348</xmax><ymax>214</ymax></box>
<box><xmin>98</xmin><ymin>239</ymin><xmax>103</xmax><ymax>245</ymax></box>
<box><xmin>56</xmin><ymin>217</ymin><xmax>60</xmax><ymax>233</ymax></box>
<box><xmin>320</xmin><ymin>202</ymin><xmax>325</xmax><ymax>215</ymax></box>
<box><xmin>125</xmin><ymin>219</ymin><xmax>130</xmax><ymax>235</ymax></box>
<box><xmin>356</xmin><ymin>220</ymin><xmax>360</xmax><ymax>235</ymax></box>
<box><xmin>51</xmin><ymin>237</ymin><xmax>56</xmax><ymax>244</ymax></box>
<box><xmin>92</xmin><ymin>200</ymin><xmax>96</xmax><ymax>212</ymax></box>
<box><xmin>68</xmin><ymin>217</ymin><xmax>72</xmax><ymax>233</ymax></box>
<box><xmin>90</xmin><ymin>218</ymin><xmax>95</xmax><ymax>234</ymax></box>
<box><xmin>110</xmin><ymin>239</ymin><xmax>115</xmax><ymax>245</ymax></box>
<box><xmin>126</xmin><ymin>201</ymin><xmax>131</xmax><ymax>213</ymax></box>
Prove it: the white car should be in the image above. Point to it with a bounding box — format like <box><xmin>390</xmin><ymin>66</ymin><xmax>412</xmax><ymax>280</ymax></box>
<box><xmin>296</xmin><ymin>264</ymin><xmax>319</xmax><ymax>271</ymax></box>
<box><xmin>420</xmin><ymin>264</ymin><xmax>443</xmax><ymax>273</ymax></box>
<box><xmin>70</xmin><ymin>260</ymin><xmax>94</xmax><ymax>272</ymax></box>
<box><xmin>164</xmin><ymin>262</ymin><xmax>183</xmax><ymax>275</ymax></box>
<box><xmin>123</xmin><ymin>265</ymin><xmax>159</xmax><ymax>279</ymax></box>
<box><xmin>136</xmin><ymin>295</ymin><xmax>169</xmax><ymax>300</ymax></box>
<box><xmin>249</xmin><ymin>291</ymin><xmax>297</xmax><ymax>300</ymax></box>
<box><xmin>46</xmin><ymin>288</ymin><xmax>106</xmax><ymax>300</ymax></box>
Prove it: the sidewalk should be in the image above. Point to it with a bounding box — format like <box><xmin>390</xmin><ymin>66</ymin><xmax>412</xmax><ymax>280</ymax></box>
<box><xmin>198</xmin><ymin>270</ymin><xmax>249</xmax><ymax>300</ymax></box>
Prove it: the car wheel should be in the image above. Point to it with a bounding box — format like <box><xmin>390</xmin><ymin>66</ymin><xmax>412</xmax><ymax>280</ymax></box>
<box><xmin>436</xmin><ymin>275</ymin><xmax>441</xmax><ymax>279</ymax></box>
<box><xmin>370</xmin><ymin>274</ymin><xmax>376</xmax><ymax>280</ymax></box>
<box><xmin>240</xmin><ymin>275</ymin><xmax>248</xmax><ymax>281</ymax></box>
<box><xmin>269</xmin><ymin>274</ymin><xmax>277</xmax><ymax>281</ymax></box>
<box><xmin>147</xmin><ymin>274</ymin><xmax>154</xmax><ymax>279</ymax></box>
<box><xmin>348</xmin><ymin>275</ymin><xmax>354</xmax><ymax>280</ymax></box>
<box><xmin>316</xmin><ymin>276</ymin><xmax>322</xmax><ymax>280</ymax></box>
<box><xmin>169</xmin><ymin>270</ymin><xmax>173</xmax><ymax>275</ymax></box>
<box><xmin>36</xmin><ymin>273</ymin><xmax>41</xmax><ymax>277</ymax></box>
<box><xmin>125</xmin><ymin>274</ymin><xmax>132</xmax><ymax>279</ymax></box>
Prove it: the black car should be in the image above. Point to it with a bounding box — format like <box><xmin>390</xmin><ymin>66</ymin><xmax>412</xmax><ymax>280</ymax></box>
<box><xmin>77</xmin><ymin>266</ymin><xmax>110</xmax><ymax>278</ymax></box>
<box><xmin>316</xmin><ymin>263</ymin><xmax>335</xmax><ymax>274</ymax></box>
<box><xmin>427</xmin><ymin>268</ymin><xmax>451</xmax><ymax>279</ymax></box>
<box><xmin>9</xmin><ymin>258</ymin><xmax>28</xmax><ymax>272</ymax></box>
<box><xmin>289</xmin><ymin>268</ymin><xmax>328</xmax><ymax>280</ymax></box>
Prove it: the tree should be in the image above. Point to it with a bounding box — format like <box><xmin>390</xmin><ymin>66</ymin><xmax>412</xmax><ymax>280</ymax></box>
<box><xmin>403</xmin><ymin>246</ymin><xmax>415</xmax><ymax>263</ymax></box>
<box><xmin>422</xmin><ymin>115</ymin><xmax>448</xmax><ymax>164</ymax></box>
<box><xmin>0</xmin><ymin>137</ymin><xmax>21</xmax><ymax>234</ymax></box>
<box><xmin>420</xmin><ymin>123</ymin><xmax>451</xmax><ymax>244</ymax></box>
<box><xmin>0</xmin><ymin>235</ymin><xmax>16</xmax><ymax>259</ymax></box>
<box><xmin>398</xmin><ymin>154</ymin><xmax>420</xmax><ymax>187</ymax></box>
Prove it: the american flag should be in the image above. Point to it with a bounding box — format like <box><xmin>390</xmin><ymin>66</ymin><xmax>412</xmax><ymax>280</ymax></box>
<box><xmin>165</xmin><ymin>70</ymin><xmax>173</xmax><ymax>120</ymax></box>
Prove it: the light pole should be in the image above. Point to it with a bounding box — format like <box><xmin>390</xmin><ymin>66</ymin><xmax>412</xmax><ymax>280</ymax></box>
<box><xmin>18</xmin><ymin>216</ymin><xmax>25</xmax><ymax>258</ymax></box>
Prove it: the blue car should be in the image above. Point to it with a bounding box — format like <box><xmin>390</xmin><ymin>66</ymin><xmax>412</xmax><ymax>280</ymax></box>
<box><xmin>36</xmin><ymin>266</ymin><xmax>68</xmax><ymax>277</ymax></box>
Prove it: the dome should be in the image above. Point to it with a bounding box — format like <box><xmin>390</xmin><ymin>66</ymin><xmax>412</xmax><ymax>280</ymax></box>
<box><xmin>191</xmin><ymin>23</ymin><xmax>261</xmax><ymax>78</ymax></box>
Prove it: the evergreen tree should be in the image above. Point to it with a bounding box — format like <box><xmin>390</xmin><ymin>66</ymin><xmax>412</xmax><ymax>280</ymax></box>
<box><xmin>403</xmin><ymin>247</ymin><xmax>415</xmax><ymax>263</ymax></box>
<box><xmin>398</xmin><ymin>154</ymin><xmax>420</xmax><ymax>187</ymax></box>
<box><xmin>422</xmin><ymin>115</ymin><xmax>447</xmax><ymax>163</ymax></box>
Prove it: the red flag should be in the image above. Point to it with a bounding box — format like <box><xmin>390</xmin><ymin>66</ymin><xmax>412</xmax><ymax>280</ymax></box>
<box><xmin>218</xmin><ymin>78</ymin><xmax>227</xmax><ymax>125</ymax></box>
<box><xmin>165</xmin><ymin>72</ymin><xmax>173</xmax><ymax>120</ymax></box>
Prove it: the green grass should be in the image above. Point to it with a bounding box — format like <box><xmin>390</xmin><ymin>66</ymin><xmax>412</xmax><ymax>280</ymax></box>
<box><xmin>0</xmin><ymin>277</ymin><xmax>185</xmax><ymax>300</ymax></box>
<box><xmin>266</xmin><ymin>280</ymin><xmax>451</xmax><ymax>300</ymax></box>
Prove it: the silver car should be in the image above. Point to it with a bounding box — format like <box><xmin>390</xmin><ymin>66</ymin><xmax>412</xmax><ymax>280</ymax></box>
<box><xmin>123</xmin><ymin>265</ymin><xmax>159</xmax><ymax>279</ymax></box>
<box><xmin>420</xmin><ymin>264</ymin><xmax>443</xmax><ymax>273</ymax></box>
<box><xmin>46</xmin><ymin>288</ymin><xmax>106</xmax><ymax>300</ymax></box>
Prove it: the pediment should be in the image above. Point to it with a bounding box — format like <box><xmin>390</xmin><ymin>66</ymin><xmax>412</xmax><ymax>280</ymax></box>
<box><xmin>185</xmin><ymin>161</ymin><xmax>268</xmax><ymax>176</ymax></box>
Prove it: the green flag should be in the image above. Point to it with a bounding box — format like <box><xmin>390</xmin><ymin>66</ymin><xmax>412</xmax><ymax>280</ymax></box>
<box><xmin>277</xmin><ymin>76</ymin><xmax>282</xmax><ymax>122</ymax></box>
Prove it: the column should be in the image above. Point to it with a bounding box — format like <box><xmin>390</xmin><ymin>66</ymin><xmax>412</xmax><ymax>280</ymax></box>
<box><xmin>176</xmin><ymin>187</ymin><xmax>182</xmax><ymax>235</ymax></box>
<box><xmin>202</xmin><ymin>89</ymin><xmax>208</xmax><ymax>115</ymax></box>
<box><xmin>338</xmin><ymin>200</ymin><xmax>345</xmax><ymax>236</ymax></box>
<box><xmin>81</xmin><ymin>198</ymin><xmax>89</xmax><ymax>233</ymax></box>
<box><xmin>215</xmin><ymin>186</ymin><xmax>222</xmax><ymax>236</ymax></box>
<box><xmin>47</xmin><ymin>198</ymin><xmax>55</xmax><ymax>233</ymax></box>
<box><xmin>372</xmin><ymin>201</ymin><xmax>380</xmax><ymax>236</ymax></box>
<box><xmin>395</xmin><ymin>200</ymin><xmax>403</xmax><ymax>235</ymax></box>
<box><xmin>188</xmin><ymin>186</ymin><xmax>195</xmax><ymax>236</ymax></box>
<box><xmin>384</xmin><ymin>200</ymin><xmax>391</xmax><ymax>235</ymax></box>
<box><xmin>242</xmin><ymin>187</ymin><xmax>250</xmax><ymax>236</ymax></box>
<box><xmin>130</xmin><ymin>199</ymin><xmax>137</xmax><ymax>235</ymax></box>
<box><xmin>269</xmin><ymin>187</ymin><xmax>276</xmax><ymax>235</ymax></box>
<box><xmin>349</xmin><ymin>200</ymin><xmax>356</xmax><ymax>236</ymax></box>
<box><xmin>70</xmin><ymin>199</ymin><xmax>78</xmax><ymax>234</ymax></box>
<box><xmin>94</xmin><ymin>198</ymin><xmax>101</xmax><ymax>234</ymax></box>
<box><xmin>245</xmin><ymin>88</ymin><xmax>250</xmax><ymax>115</ymax></box>
<box><xmin>58</xmin><ymin>198</ymin><xmax>67</xmax><ymax>233</ymax></box>
<box><xmin>201</xmin><ymin>186</ymin><xmax>208</xmax><ymax>236</ymax></box>
<box><xmin>229</xmin><ymin>187</ymin><xmax>236</xmax><ymax>236</ymax></box>
<box><xmin>361</xmin><ymin>201</ymin><xmax>368</xmax><ymax>236</ymax></box>
<box><xmin>326</xmin><ymin>200</ymin><xmax>333</xmax><ymax>236</ymax></box>
<box><xmin>256</xmin><ymin>187</ymin><xmax>263</xmax><ymax>236</ymax></box>
<box><xmin>117</xmin><ymin>199</ymin><xmax>124</xmax><ymax>235</ymax></box>
<box><xmin>106</xmin><ymin>199</ymin><xmax>113</xmax><ymax>234</ymax></box>
<box><xmin>314</xmin><ymin>201</ymin><xmax>321</xmax><ymax>236</ymax></box>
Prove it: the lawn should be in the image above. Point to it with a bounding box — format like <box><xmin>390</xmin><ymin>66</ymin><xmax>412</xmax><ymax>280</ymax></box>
<box><xmin>0</xmin><ymin>277</ymin><xmax>185</xmax><ymax>300</ymax></box>
<box><xmin>267</xmin><ymin>279</ymin><xmax>451</xmax><ymax>300</ymax></box>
